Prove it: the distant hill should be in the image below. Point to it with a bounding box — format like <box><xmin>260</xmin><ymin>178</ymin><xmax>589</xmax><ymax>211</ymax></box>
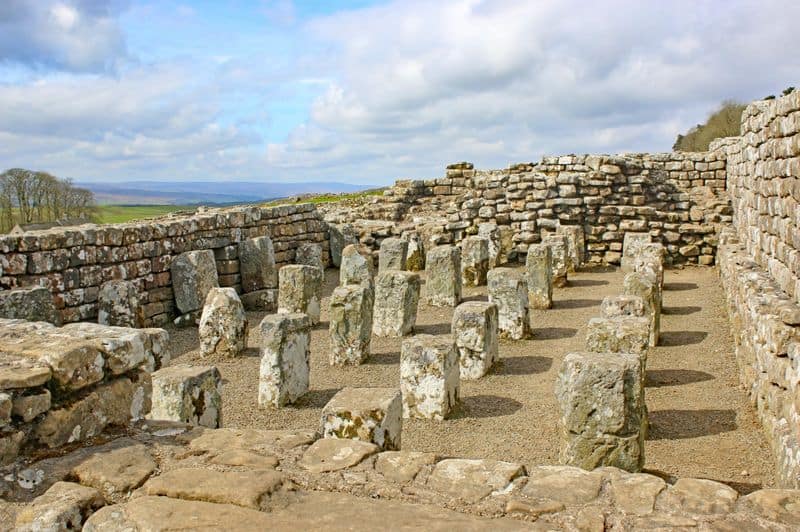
<box><xmin>78</xmin><ymin>180</ymin><xmax>369</xmax><ymax>205</ymax></box>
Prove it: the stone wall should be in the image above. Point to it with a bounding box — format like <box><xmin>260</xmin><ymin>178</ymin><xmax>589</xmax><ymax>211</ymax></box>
<box><xmin>0</xmin><ymin>204</ymin><xmax>328</xmax><ymax>327</ymax></box>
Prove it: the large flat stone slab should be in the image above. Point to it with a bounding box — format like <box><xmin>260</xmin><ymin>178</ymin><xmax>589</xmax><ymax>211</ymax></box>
<box><xmin>427</xmin><ymin>458</ymin><xmax>526</xmax><ymax>503</ymax></box>
<box><xmin>70</xmin><ymin>439</ymin><xmax>156</xmax><ymax>499</ymax></box>
<box><xmin>300</xmin><ymin>438</ymin><xmax>378</xmax><ymax>474</ymax></box>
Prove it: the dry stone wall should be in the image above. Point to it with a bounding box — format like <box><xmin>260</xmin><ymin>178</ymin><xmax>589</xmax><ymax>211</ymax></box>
<box><xmin>0</xmin><ymin>204</ymin><xmax>328</xmax><ymax>327</ymax></box>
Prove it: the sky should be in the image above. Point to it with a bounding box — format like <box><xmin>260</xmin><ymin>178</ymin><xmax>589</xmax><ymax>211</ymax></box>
<box><xmin>0</xmin><ymin>0</ymin><xmax>798</xmax><ymax>185</ymax></box>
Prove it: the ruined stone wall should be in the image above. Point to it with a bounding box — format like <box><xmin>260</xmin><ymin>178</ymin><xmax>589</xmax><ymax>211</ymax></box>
<box><xmin>0</xmin><ymin>204</ymin><xmax>328</xmax><ymax>327</ymax></box>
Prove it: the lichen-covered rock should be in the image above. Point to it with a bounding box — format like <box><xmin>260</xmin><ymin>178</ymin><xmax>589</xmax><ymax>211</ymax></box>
<box><xmin>633</xmin><ymin>242</ymin><xmax>665</xmax><ymax>290</ymax></box>
<box><xmin>0</xmin><ymin>286</ymin><xmax>60</xmax><ymax>325</ymax></box>
<box><xmin>171</xmin><ymin>250</ymin><xmax>219</xmax><ymax>314</ymax></box>
<box><xmin>321</xmin><ymin>387</ymin><xmax>402</xmax><ymax>450</ymax></box>
<box><xmin>427</xmin><ymin>458</ymin><xmax>525</xmax><ymax>503</ymax></box>
<box><xmin>487</xmin><ymin>268</ymin><xmax>530</xmax><ymax>340</ymax></box>
<box><xmin>478</xmin><ymin>223</ymin><xmax>501</xmax><ymax>268</ymax></box>
<box><xmin>557</xmin><ymin>224</ymin><xmax>585</xmax><ymax>271</ymax></box>
<box><xmin>239</xmin><ymin>236</ymin><xmax>277</xmax><ymax>292</ymax></box>
<box><xmin>300</xmin><ymin>438</ymin><xmax>379</xmax><ymax>474</ymax></box>
<box><xmin>621</xmin><ymin>232</ymin><xmax>651</xmax><ymax>272</ymax></box>
<box><xmin>150</xmin><ymin>365</ymin><xmax>221</xmax><ymax>428</ymax></box>
<box><xmin>403</xmin><ymin>231</ymin><xmax>425</xmax><ymax>271</ymax></box>
<box><xmin>11</xmin><ymin>388</ymin><xmax>51</xmax><ymax>422</ymax></box>
<box><xmin>259</xmin><ymin>313</ymin><xmax>310</xmax><ymax>407</ymax></box>
<box><xmin>623</xmin><ymin>272</ymin><xmax>660</xmax><ymax>347</ymax></box>
<box><xmin>372</xmin><ymin>271</ymin><xmax>420</xmax><ymax>337</ymax></box>
<box><xmin>239</xmin><ymin>288</ymin><xmax>277</xmax><ymax>312</ymax></box>
<box><xmin>71</xmin><ymin>441</ymin><xmax>157</xmax><ymax>500</ymax></box>
<box><xmin>542</xmin><ymin>234</ymin><xmax>569</xmax><ymax>287</ymax></box>
<box><xmin>329</xmin><ymin>223</ymin><xmax>358</xmax><ymax>267</ymax></box>
<box><xmin>15</xmin><ymin>481</ymin><xmax>104</xmax><ymax>532</ymax></box>
<box><xmin>555</xmin><ymin>351</ymin><xmax>645</xmax><ymax>472</ymax></box>
<box><xmin>424</xmin><ymin>245</ymin><xmax>462</xmax><ymax>307</ymax></box>
<box><xmin>379</xmin><ymin>237</ymin><xmax>408</xmax><ymax>271</ymax></box>
<box><xmin>198</xmin><ymin>288</ymin><xmax>248</xmax><ymax>358</ymax></box>
<box><xmin>0</xmin><ymin>391</ymin><xmax>10</xmax><ymax>426</ymax></box>
<box><xmin>0</xmin><ymin>430</ymin><xmax>25</xmax><ymax>466</ymax></box>
<box><xmin>400</xmin><ymin>334</ymin><xmax>460</xmax><ymax>420</ymax></box>
<box><xmin>98</xmin><ymin>280</ymin><xmax>142</xmax><ymax>328</ymax></box>
<box><xmin>295</xmin><ymin>242</ymin><xmax>324</xmax><ymax>270</ymax></box>
<box><xmin>340</xmin><ymin>244</ymin><xmax>374</xmax><ymax>286</ymax></box>
<box><xmin>278</xmin><ymin>264</ymin><xmax>323</xmax><ymax>325</ymax></box>
<box><xmin>461</xmin><ymin>236</ymin><xmax>489</xmax><ymax>287</ymax></box>
<box><xmin>586</xmin><ymin>316</ymin><xmax>650</xmax><ymax>363</ymax></box>
<box><xmin>329</xmin><ymin>284</ymin><xmax>373</xmax><ymax>365</ymax></box>
<box><xmin>526</xmin><ymin>244</ymin><xmax>552</xmax><ymax>309</ymax></box>
<box><xmin>600</xmin><ymin>295</ymin><xmax>646</xmax><ymax>318</ymax></box>
<box><xmin>452</xmin><ymin>301</ymin><xmax>499</xmax><ymax>379</ymax></box>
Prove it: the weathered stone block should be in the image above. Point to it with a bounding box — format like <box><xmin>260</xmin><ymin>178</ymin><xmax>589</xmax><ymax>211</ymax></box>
<box><xmin>321</xmin><ymin>387</ymin><xmax>402</xmax><ymax>450</ymax></box>
<box><xmin>340</xmin><ymin>244</ymin><xmax>374</xmax><ymax>286</ymax></box>
<box><xmin>15</xmin><ymin>481</ymin><xmax>104</xmax><ymax>532</ymax></box>
<box><xmin>555</xmin><ymin>351</ymin><xmax>645</xmax><ymax>472</ymax></box>
<box><xmin>424</xmin><ymin>245</ymin><xmax>462</xmax><ymax>307</ymax></box>
<box><xmin>198</xmin><ymin>287</ymin><xmax>248</xmax><ymax>358</ymax></box>
<box><xmin>259</xmin><ymin>313</ymin><xmax>310</xmax><ymax>407</ymax></box>
<box><xmin>295</xmin><ymin>242</ymin><xmax>324</xmax><ymax>270</ymax></box>
<box><xmin>329</xmin><ymin>223</ymin><xmax>358</xmax><ymax>267</ymax></box>
<box><xmin>400</xmin><ymin>334</ymin><xmax>460</xmax><ymax>420</ymax></box>
<box><xmin>329</xmin><ymin>284</ymin><xmax>373</xmax><ymax>365</ymax></box>
<box><xmin>171</xmin><ymin>250</ymin><xmax>219</xmax><ymax>314</ymax></box>
<box><xmin>379</xmin><ymin>237</ymin><xmax>408</xmax><ymax>271</ymax></box>
<box><xmin>98</xmin><ymin>280</ymin><xmax>142</xmax><ymax>328</ymax></box>
<box><xmin>372</xmin><ymin>271</ymin><xmax>420</xmax><ymax>337</ymax></box>
<box><xmin>150</xmin><ymin>365</ymin><xmax>221</xmax><ymax>428</ymax></box>
<box><xmin>239</xmin><ymin>236</ymin><xmax>277</xmax><ymax>292</ymax></box>
<box><xmin>543</xmin><ymin>235</ymin><xmax>569</xmax><ymax>287</ymax></box>
<box><xmin>487</xmin><ymin>268</ymin><xmax>530</xmax><ymax>340</ymax></box>
<box><xmin>452</xmin><ymin>301</ymin><xmax>499</xmax><ymax>379</ymax></box>
<box><xmin>0</xmin><ymin>286</ymin><xmax>60</xmax><ymax>325</ymax></box>
<box><xmin>621</xmin><ymin>232</ymin><xmax>651</xmax><ymax>273</ymax></box>
<box><xmin>623</xmin><ymin>272</ymin><xmax>660</xmax><ymax>346</ymax></box>
<box><xmin>600</xmin><ymin>295</ymin><xmax>646</xmax><ymax>318</ymax></box>
<box><xmin>239</xmin><ymin>288</ymin><xmax>277</xmax><ymax>311</ymax></box>
<box><xmin>12</xmin><ymin>388</ymin><xmax>51</xmax><ymax>422</ymax></box>
<box><xmin>586</xmin><ymin>317</ymin><xmax>650</xmax><ymax>364</ymax></box>
<box><xmin>461</xmin><ymin>236</ymin><xmax>490</xmax><ymax>287</ymax></box>
<box><xmin>557</xmin><ymin>224</ymin><xmax>585</xmax><ymax>271</ymax></box>
<box><xmin>478</xmin><ymin>223</ymin><xmax>501</xmax><ymax>268</ymax></box>
<box><xmin>278</xmin><ymin>264</ymin><xmax>323</xmax><ymax>325</ymax></box>
<box><xmin>403</xmin><ymin>231</ymin><xmax>425</xmax><ymax>271</ymax></box>
<box><xmin>526</xmin><ymin>244</ymin><xmax>553</xmax><ymax>309</ymax></box>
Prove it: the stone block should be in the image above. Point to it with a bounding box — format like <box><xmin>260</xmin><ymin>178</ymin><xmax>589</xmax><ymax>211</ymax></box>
<box><xmin>0</xmin><ymin>286</ymin><xmax>60</xmax><ymax>325</ymax></box>
<box><xmin>97</xmin><ymin>280</ymin><xmax>142</xmax><ymax>328</ymax></box>
<box><xmin>526</xmin><ymin>244</ymin><xmax>552</xmax><ymax>309</ymax></box>
<box><xmin>461</xmin><ymin>236</ymin><xmax>490</xmax><ymax>287</ymax></box>
<box><xmin>478</xmin><ymin>223</ymin><xmax>501</xmax><ymax>267</ymax></box>
<box><xmin>239</xmin><ymin>236</ymin><xmax>277</xmax><ymax>292</ymax></box>
<box><xmin>12</xmin><ymin>388</ymin><xmax>51</xmax><ymax>422</ymax></box>
<box><xmin>621</xmin><ymin>232</ymin><xmax>651</xmax><ymax>272</ymax></box>
<box><xmin>555</xmin><ymin>351</ymin><xmax>645</xmax><ymax>472</ymax></box>
<box><xmin>586</xmin><ymin>317</ymin><xmax>650</xmax><ymax>364</ymax></box>
<box><xmin>372</xmin><ymin>271</ymin><xmax>420</xmax><ymax>337</ymax></box>
<box><xmin>452</xmin><ymin>301</ymin><xmax>499</xmax><ymax>379</ymax></box>
<box><xmin>557</xmin><ymin>224</ymin><xmax>585</xmax><ymax>270</ymax></box>
<box><xmin>329</xmin><ymin>223</ymin><xmax>358</xmax><ymax>267</ymax></box>
<box><xmin>171</xmin><ymin>250</ymin><xmax>219</xmax><ymax>314</ymax></box>
<box><xmin>400</xmin><ymin>334</ymin><xmax>460</xmax><ymax>420</ymax></box>
<box><xmin>198</xmin><ymin>287</ymin><xmax>248</xmax><ymax>358</ymax></box>
<box><xmin>542</xmin><ymin>235</ymin><xmax>569</xmax><ymax>287</ymax></box>
<box><xmin>295</xmin><ymin>242</ymin><xmax>324</xmax><ymax>270</ymax></box>
<box><xmin>379</xmin><ymin>237</ymin><xmax>408</xmax><ymax>271</ymax></box>
<box><xmin>278</xmin><ymin>264</ymin><xmax>323</xmax><ymax>325</ymax></box>
<box><xmin>424</xmin><ymin>245</ymin><xmax>462</xmax><ymax>307</ymax></box>
<box><xmin>150</xmin><ymin>365</ymin><xmax>221</xmax><ymax>428</ymax></box>
<box><xmin>487</xmin><ymin>268</ymin><xmax>530</xmax><ymax>340</ymax></box>
<box><xmin>623</xmin><ymin>272</ymin><xmax>660</xmax><ymax>346</ymax></box>
<box><xmin>329</xmin><ymin>284</ymin><xmax>373</xmax><ymax>365</ymax></box>
<box><xmin>321</xmin><ymin>387</ymin><xmax>402</xmax><ymax>450</ymax></box>
<box><xmin>403</xmin><ymin>231</ymin><xmax>425</xmax><ymax>271</ymax></box>
<box><xmin>600</xmin><ymin>295</ymin><xmax>646</xmax><ymax>318</ymax></box>
<box><xmin>340</xmin><ymin>244</ymin><xmax>374</xmax><ymax>286</ymax></box>
<box><xmin>239</xmin><ymin>288</ymin><xmax>277</xmax><ymax>311</ymax></box>
<box><xmin>15</xmin><ymin>481</ymin><xmax>104</xmax><ymax>531</ymax></box>
<box><xmin>258</xmin><ymin>313</ymin><xmax>310</xmax><ymax>407</ymax></box>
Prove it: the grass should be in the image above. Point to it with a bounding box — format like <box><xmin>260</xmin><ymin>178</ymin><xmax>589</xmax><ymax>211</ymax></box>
<box><xmin>261</xmin><ymin>189</ymin><xmax>384</xmax><ymax>207</ymax></box>
<box><xmin>94</xmin><ymin>204</ymin><xmax>189</xmax><ymax>224</ymax></box>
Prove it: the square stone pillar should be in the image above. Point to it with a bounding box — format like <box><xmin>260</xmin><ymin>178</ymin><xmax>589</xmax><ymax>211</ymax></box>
<box><xmin>98</xmin><ymin>280</ymin><xmax>142</xmax><ymax>328</ymax></box>
<box><xmin>586</xmin><ymin>316</ymin><xmax>650</xmax><ymax>365</ymax></box>
<box><xmin>239</xmin><ymin>236</ymin><xmax>277</xmax><ymax>293</ymax></box>
<box><xmin>329</xmin><ymin>284</ymin><xmax>373</xmax><ymax>365</ymax></box>
<box><xmin>623</xmin><ymin>272</ymin><xmax>660</xmax><ymax>346</ymax></box>
<box><xmin>295</xmin><ymin>243</ymin><xmax>324</xmax><ymax>271</ymax></box>
<box><xmin>278</xmin><ymin>264</ymin><xmax>323</xmax><ymax>325</ymax></box>
<box><xmin>542</xmin><ymin>234</ymin><xmax>569</xmax><ymax>287</ymax></box>
<box><xmin>378</xmin><ymin>237</ymin><xmax>408</xmax><ymax>272</ymax></box>
<box><xmin>373</xmin><ymin>271</ymin><xmax>420</xmax><ymax>337</ymax></box>
<box><xmin>600</xmin><ymin>295</ymin><xmax>646</xmax><ymax>319</ymax></box>
<box><xmin>526</xmin><ymin>244</ymin><xmax>553</xmax><ymax>309</ymax></box>
<box><xmin>258</xmin><ymin>313</ymin><xmax>311</xmax><ymax>407</ymax></box>
<box><xmin>477</xmin><ymin>223</ymin><xmax>501</xmax><ymax>268</ymax></box>
<box><xmin>557</xmin><ymin>224</ymin><xmax>585</xmax><ymax>271</ymax></box>
<box><xmin>321</xmin><ymin>387</ymin><xmax>402</xmax><ymax>450</ymax></box>
<box><xmin>452</xmin><ymin>301</ymin><xmax>499</xmax><ymax>379</ymax></box>
<box><xmin>150</xmin><ymin>365</ymin><xmax>222</xmax><ymax>428</ymax></box>
<box><xmin>621</xmin><ymin>232</ymin><xmax>651</xmax><ymax>273</ymax></box>
<box><xmin>171</xmin><ymin>250</ymin><xmax>219</xmax><ymax>315</ymax></box>
<box><xmin>487</xmin><ymin>268</ymin><xmax>530</xmax><ymax>340</ymax></box>
<box><xmin>402</xmin><ymin>231</ymin><xmax>425</xmax><ymax>271</ymax></box>
<box><xmin>329</xmin><ymin>223</ymin><xmax>358</xmax><ymax>267</ymax></box>
<box><xmin>461</xmin><ymin>236</ymin><xmax>490</xmax><ymax>287</ymax></box>
<box><xmin>400</xmin><ymin>334</ymin><xmax>460</xmax><ymax>420</ymax></box>
<box><xmin>340</xmin><ymin>244</ymin><xmax>375</xmax><ymax>286</ymax></box>
<box><xmin>424</xmin><ymin>245</ymin><xmax>462</xmax><ymax>307</ymax></box>
<box><xmin>198</xmin><ymin>288</ymin><xmax>248</xmax><ymax>358</ymax></box>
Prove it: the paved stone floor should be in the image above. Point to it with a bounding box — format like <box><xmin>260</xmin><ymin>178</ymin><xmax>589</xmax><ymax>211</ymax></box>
<box><xmin>171</xmin><ymin>265</ymin><xmax>775</xmax><ymax>492</ymax></box>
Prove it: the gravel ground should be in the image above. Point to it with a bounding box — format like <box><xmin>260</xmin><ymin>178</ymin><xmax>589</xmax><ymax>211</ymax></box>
<box><xmin>169</xmin><ymin>265</ymin><xmax>776</xmax><ymax>492</ymax></box>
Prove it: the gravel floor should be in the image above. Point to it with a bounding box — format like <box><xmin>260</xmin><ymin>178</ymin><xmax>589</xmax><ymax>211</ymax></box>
<box><xmin>169</xmin><ymin>265</ymin><xmax>776</xmax><ymax>492</ymax></box>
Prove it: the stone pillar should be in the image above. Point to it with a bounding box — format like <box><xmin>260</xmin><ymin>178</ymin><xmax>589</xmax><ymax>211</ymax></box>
<box><xmin>239</xmin><ymin>236</ymin><xmax>277</xmax><ymax>292</ymax></box>
<box><xmin>198</xmin><ymin>288</ymin><xmax>248</xmax><ymax>358</ymax></box>
<box><xmin>600</xmin><ymin>295</ymin><xmax>646</xmax><ymax>319</ymax></box>
<box><xmin>403</xmin><ymin>231</ymin><xmax>425</xmax><ymax>271</ymax></box>
<box><xmin>171</xmin><ymin>250</ymin><xmax>219</xmax><ymax>316</ymax></box>
<box><xmin>633</xmin><ymin>242</ymin><xmax>665</xmax><ymax>307</ymax></box>
<box><xmin>372</xmin><ymin>271</ymin><xmax>420</xmax><ymax>337</ymax></box>
<box><xmin>557</xmin><ymin>224</ymin><xmax>585</xmax><ymax>271</ymax></box>
<box><xmin>555</xmin><ymin>351</ymin><xmax>645</xmax><ymax>472</ymax></box>
<box><xmin>329</xmin><ymin>223</ymin><xmax>358</xmax><ymax>268</ymax></box>
<box><xmin>461</xmin><ymin>236</ymin><xmax>490</xmax><ymax>287</ymax></box>
<box><xmin>424</xmin><ymin>245</ymin><xmax>462</xmax><ymax>307</ymax></box>
<box><xmin>452</xmin><ymin>301</ymin><xmax>499</xmax><ymax>379</ymax></box>
<box><xmin>498</xmin><ymin>225</ymin><xmax>515</xmax><ymax>265</ymax></box>
<box><xmin>487</xmin><ymin>268</ymin><xmax>530</xmax><ymax>340</ymax></box>
<box><xmin>340</xmin><ymin>244</ymin><xmax>374</xmax><ymax>286</ymax></box>
<box><xmin>400</xmin><ymin>335</ymin><xmax>460</xmax><ymax>420</ymax></box>
<box><xmin>526</xmin><ymin>244</ymin><xmax>553</xmax><ymax>310</ymax></box>
<box><xmin>621</xmin><ymin>232</ymin><xmax>651</xmax><ymax>273</ymax></box>
<box><xmin>586</xmin><ymin>317</ymin><xmax>650</xmax><ymax>365</ymax></box>
<box><xmin>623</xmin><ymin>272</ymin><xmax>660</xmax><ymax>347</ymax></box>
<box><xmin>0</xmin><ymin>287</ymin><xmax>60</xmax><ymax>325</ymax></box>
<box><xmin>378</xmin><ymin>237</ymin><xmax>408</xmax><ymax>272</ymax></box>
<box><xmin>278</xmin><ymin>265</ymin><xmax>323</xmax><ymax>325</ymax></box>
<box><xmin>542</xmin><ymin>235</ymin><xmax>568</xmax><ymax>287</ymax></box>
<box><xmin>98</xmin><ymin>280</ymin><xmax>142</xmax><ymax>328</ymax></box>
<box><xmin>150</xmin><ymin>365</ymin><xmax>222</xmax><ymax>428</ymax></box>
<box><xmin>329</xmin><ymin>284</ymin><xmax>373</xmax><ymax>365</ymax></box>
<box><xmin>321</xmin><ymin>387</ymin><xmax>402</xmax><ymax>450</ymax></box>
<box><xmin>258</xmin><ymin>313</ymin><xmax>311</xmax><ymax>407</ymax></box>
<box><xmin>478</xmin><ymin>223</ymin><xmax>501</xmax><ymax>268</ymax></box>
<box><xmin>295</xmin><ymin>243</ymin><xmax>324</xmax><ymax>271</ymax></box>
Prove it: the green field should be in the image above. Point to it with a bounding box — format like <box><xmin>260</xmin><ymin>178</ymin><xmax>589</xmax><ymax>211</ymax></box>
<box><xmin>95</xmin><ymin>205</ymin><xmax>189</xmax><ymax>224</ymax></box>
<box><xmin>262</xmin><ymin>189</ymin><xmax>385</xmax><ymax>207</ymax></box>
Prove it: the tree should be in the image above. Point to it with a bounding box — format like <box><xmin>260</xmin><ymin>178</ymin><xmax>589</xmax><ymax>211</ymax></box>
<box><xmin>673</xmin><ymin>100</ymin><xmax>746</xmax><ymax>152</ymax></box>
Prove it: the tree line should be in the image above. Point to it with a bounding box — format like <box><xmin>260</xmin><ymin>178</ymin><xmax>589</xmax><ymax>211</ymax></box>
<box><xmin>0</xmin><ymin>168</ymin><xmax>96</xmax><ymax>233</ymax></box>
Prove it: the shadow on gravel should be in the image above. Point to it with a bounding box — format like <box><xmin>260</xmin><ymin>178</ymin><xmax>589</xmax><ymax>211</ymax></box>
<box><xmin>453</xmin><ymin>395</ymin><xmax>523</xmax><ymax>419</ymax></box>
<box><xmin>552</xmin><ymin>298</ymin><xmax>602</xmax><ymax>309</ymax></box>
<box><xmin>531</xmin><ymin>327</ymin><xmax>578</xmax><ymax>340</ymax></box>
<box><xmin>568</xmin><ymin>279</ymin><xmax>609</xmax><ymax>288</ymax></box>
<box><xmin>659</xmin><ymin>331</ymin><xmax>708</xmax><ymax>346</ymax></box>
<box><xmin>496</xmin><ymin>356</ymin><xmax>553</xmax><ymax>376</ymax></box>
<box><xmin>366</xmin><ymin>351</ymin><xmax>400</xmax><ymax>365</ymax></box>
<box><xmin>414</xmin><ymin>322</ymin><xmax>452</xmax><ymax>335</ymax></box>
<box><xmin>647</xmin><ymin>409</ymin><xmax>737</xmax><ymax>440</ymax></box>
<box><xmin>294</xmin><ymin>388</ymin><xmax>340</xmax><ymax>409</ymax></box>
<box><xmin>645</xmin><ymin>369</ymin><xmax>715</xmax><ymax>387</ymax></box>
<box><xmin>662</xmin><ymin>305</ymin><xmax>702</xmax><ymax>315</ymax></box>
<box><xmin>663</xmin><ymin>282</ymin><xmax>699</xmax><ymax>291</ymax></box>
